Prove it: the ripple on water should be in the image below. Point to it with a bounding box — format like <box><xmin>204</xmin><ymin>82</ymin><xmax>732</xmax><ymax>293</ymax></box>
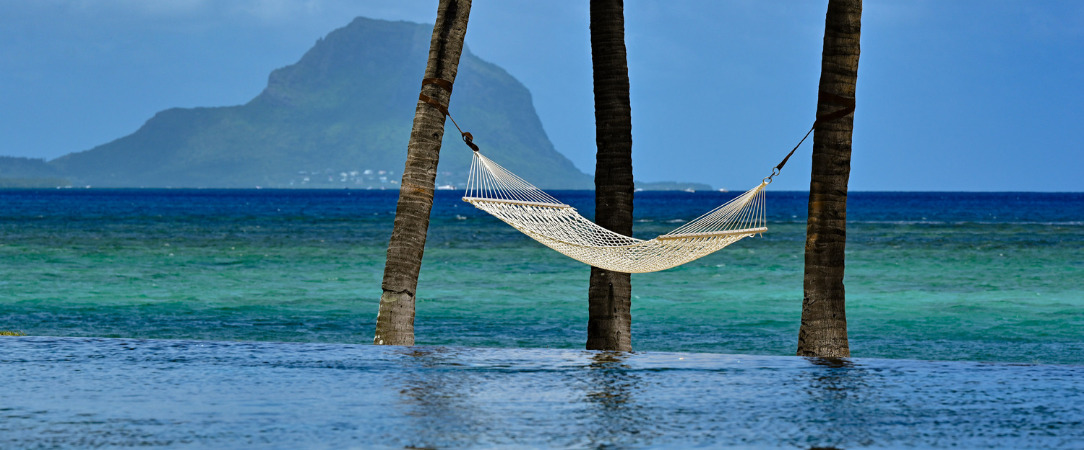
<box><xmin>2</xmin><ymin>336</ymin><xmax>1082</xmax><ymax>448</ymax></box>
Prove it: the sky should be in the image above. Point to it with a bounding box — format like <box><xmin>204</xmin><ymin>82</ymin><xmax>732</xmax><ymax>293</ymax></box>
<box><xmin>1</xmin><ymin>0</ymin><xmax>1082</xmax><ymax>191</ymax></box>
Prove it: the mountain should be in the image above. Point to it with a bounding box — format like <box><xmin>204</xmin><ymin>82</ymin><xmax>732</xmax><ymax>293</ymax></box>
<box><xmin>43</xmin><ymin>17</ymin><xmax>592</xmax><ymax>189</ymax></box>
<box><xmin>0</xmin><ymin>156</ymin><xmax>68</xmax><ymax>187</ymax></box>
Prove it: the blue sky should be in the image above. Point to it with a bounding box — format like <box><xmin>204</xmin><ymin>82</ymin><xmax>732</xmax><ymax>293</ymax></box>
<box><xmin>1</xmin><ymin>0</ymin><xmax>1081</xmax><ymax>191</ymax></box>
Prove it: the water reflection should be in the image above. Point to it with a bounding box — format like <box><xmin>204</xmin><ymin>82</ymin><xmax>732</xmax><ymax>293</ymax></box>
<box><xmin>394</xmin><ymin>346</ymin><xmax>485</xmax><ymax>447</ymax></box>
<box><xmin>798</xmin><ymin>357</ymin><xmax>875</xmax><ymax>448</ymax></box>
<box><xmin>585</xmin><ymin>352</ymin><xmax>634</xmax><ymax>405</ymax></box>
<box><xmin>579</xmin><ymin>351</ymin><xmax>653</xmax><ymax>447</ymax></box>
<box><xmin>6</xmin><ymin>338</ymin><xmax>1084</xmax><ymax>447</ymax></box>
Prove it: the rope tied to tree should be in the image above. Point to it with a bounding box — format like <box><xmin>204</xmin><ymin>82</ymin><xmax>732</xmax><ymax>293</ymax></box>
<box><xmin>408</xmin><ymin>78</ymin><xmax>872</xmax><ymax>272</ymax></box>
<box><xmin>418</xmin><ymin>78</ymin><xmax>479</xmax><ymax>151</ymax></box>
<box><xmin>419</xmin><ymin>76</ymin><xmax>854</xmax><ymax>183</ymax></box>
<box><xmin>764</xmin><ymin>90</ymin><xmax>856</xmax><ymax>184</ymax></box>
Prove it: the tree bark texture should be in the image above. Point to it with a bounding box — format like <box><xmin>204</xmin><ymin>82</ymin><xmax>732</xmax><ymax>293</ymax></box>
<box><xmin>587</xmin><ymin>0</ymin><xmax>634</xmax><ymax>352</ymax></box>
<box><xmin>797</xmin><ymin>0</ymin><xmax>861</xmax><ymax>358</ymax></box>
<box><xmin>374</xmin><ymin>0</ymin><xmax>471</xmax><ymax>346</ymax></box>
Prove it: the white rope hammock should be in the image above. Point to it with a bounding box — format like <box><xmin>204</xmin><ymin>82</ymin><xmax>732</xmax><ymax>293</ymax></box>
<box><xmin>462</xmin><ymin>151</ymin><xmax>769</xmax><ymax>273</ymax></box>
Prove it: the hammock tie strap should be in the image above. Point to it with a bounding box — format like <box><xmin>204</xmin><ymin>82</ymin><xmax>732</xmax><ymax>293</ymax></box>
<box><xmin>418</xmin><ymin>78</ymin><xmax>479</xmax><ymax>152</ymax></box>
<box><xmin>765</xmin><ymin>91</ymin><xmax>856</xmax><ymax>183</ymax></box>
<box><xmin>422</xmin><ymin>77</ymin><xmax>453</xmax><ymax>93</ymax></box>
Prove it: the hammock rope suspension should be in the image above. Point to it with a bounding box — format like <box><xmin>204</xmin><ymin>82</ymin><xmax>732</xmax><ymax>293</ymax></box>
<box><xmin>462</xmin><ymin>152</ymin><xmax>768</xmax><ymax>273</ymax></box>
<box><xmin>420</xmin><ymin>75</ymin><xmax>854</xmax><ymax>273</ymax></box>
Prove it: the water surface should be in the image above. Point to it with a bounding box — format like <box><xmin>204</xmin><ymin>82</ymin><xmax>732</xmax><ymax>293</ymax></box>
<box><xmin>3</xmin><ymin>336</ymin><xmax>1081</xmax><ymax>448</ymax></box>
<box><xmin>2</xmin><ymin>189</ymin><xmax>1081</xmax><ymax>364</ymax></box>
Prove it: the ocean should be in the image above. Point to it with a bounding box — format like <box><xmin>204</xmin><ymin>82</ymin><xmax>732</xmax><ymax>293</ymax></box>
<box><xmin>2</xmin><ymin>188</ymin><xmax>1082</xmax><ymax>447</ymax></box>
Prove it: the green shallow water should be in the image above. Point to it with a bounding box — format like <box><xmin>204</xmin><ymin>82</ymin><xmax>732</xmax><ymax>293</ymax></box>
<box><xmin>2</xmin><ymin>189</ymin><xmax>1082</xmax><ymax>364</ymax></box>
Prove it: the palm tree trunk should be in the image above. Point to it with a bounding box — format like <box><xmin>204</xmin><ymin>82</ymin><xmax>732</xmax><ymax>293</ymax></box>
<box><xmin>797</xmin><ymin>0</ymin><xmax>861</xmax><ymax>358</ymax></box>
<box><xmin>586</xmin><ymin>0</ymin><xmax>634</xmax><ymax>352</ymax></box>
<box><xmin>374</xmin><ymin>0</ymin><xmax>472</xmax><ymax>346</ymax></box>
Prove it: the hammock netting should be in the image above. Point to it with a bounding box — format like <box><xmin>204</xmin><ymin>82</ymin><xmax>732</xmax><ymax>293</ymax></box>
<box><xmin>462</xmin><ymin>151</ymin><xmax>768</xmax><ymax>273</ymax></box>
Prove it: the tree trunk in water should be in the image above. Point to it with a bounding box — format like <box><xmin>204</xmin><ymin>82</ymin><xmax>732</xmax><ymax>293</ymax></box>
<box><xmin>797</xmin><ymin>0</ymin><xmax>861</xmax><ymax>358</ymax></box>
<box><xmin>586</xmin><ymin>0</ymin><xmax>634</xmax><ymax>352</ymax></box>
<box><xmin>374</xmin><ymin>0</ymin><xmax>471</xmax><ymax>346</ymax></box>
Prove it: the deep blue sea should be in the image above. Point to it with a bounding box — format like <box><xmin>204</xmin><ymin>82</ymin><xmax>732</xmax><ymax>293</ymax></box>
<box><xmin>2</xmin><ymin>188</ymin><xmax>1082</xmax><ymax>447</ymax></box>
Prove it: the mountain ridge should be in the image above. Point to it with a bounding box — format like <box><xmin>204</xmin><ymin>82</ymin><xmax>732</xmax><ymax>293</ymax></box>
<box><xmin>1</xmin><ymin>17</ymin><xmax>715</xmax><ymax>191</ymax></box>
<box><xmin>37</xmin><ymin>17</ymin><xmax>593</xmax><ymax>189</ymax></box>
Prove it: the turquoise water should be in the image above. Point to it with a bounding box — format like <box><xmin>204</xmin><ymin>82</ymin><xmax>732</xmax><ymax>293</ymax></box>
<box><xmin>2</xmin><ymin>189</ymin><xmax>1081</xmax><ymax>363</ymax></box>
<box><xmin>2</xmin><ymin>189</ymin><xmax>1082</xmax><ymax>447</ymax></box>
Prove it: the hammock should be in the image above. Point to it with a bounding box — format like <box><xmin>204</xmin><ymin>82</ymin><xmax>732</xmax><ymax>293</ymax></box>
<box><xmin>462</xmin><ymin>151</ymin><xmax>768</xmax><ymax>273</ymax></box>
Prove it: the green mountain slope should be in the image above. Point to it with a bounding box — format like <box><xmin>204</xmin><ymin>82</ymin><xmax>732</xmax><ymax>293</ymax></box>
<box><xmin>0</xmin><ymin>156</ymin><xmax>68</xmax><ymax>187</ymax></box>
<box><xmin>49</xmin><ymin>17</ymin><xmax>591</xmax><ymax>189</ymax></box>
